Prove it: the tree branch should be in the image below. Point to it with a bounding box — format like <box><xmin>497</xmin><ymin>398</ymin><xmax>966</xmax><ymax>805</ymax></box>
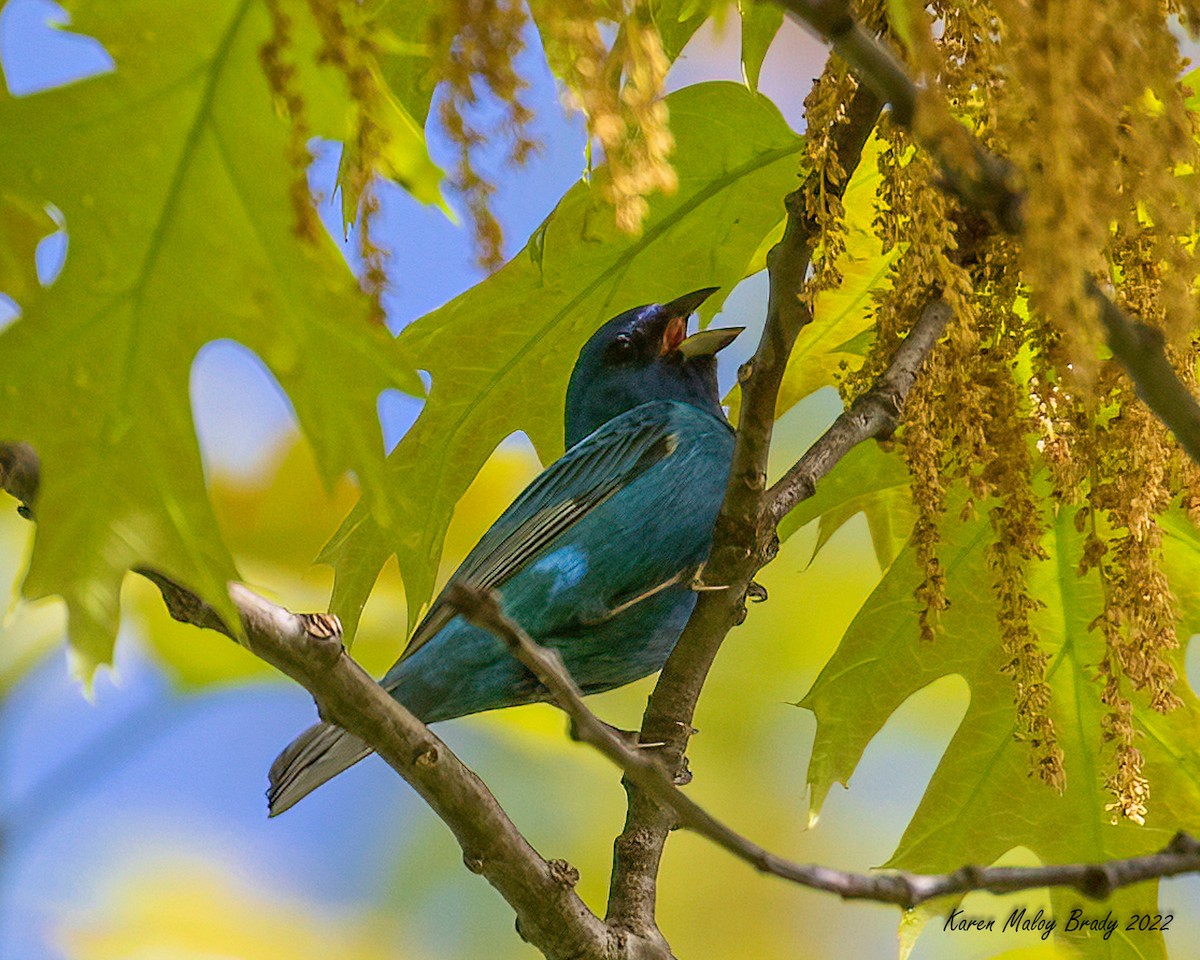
<box><xmin>0</xmin><ymin>443</ymin><xmax>649</xmax><ymax>960</ymax></box>
<box><xmin>607</xmin><ymin>77</ymin><xmax>887</xmax><ymax>943</ymax></box>
<box><xmin>1086</xmin><ymin>277</ymin><xmax>1200</xmax><ymax>464</ymax></box>
<box><xmin>775</xmin><ymin>0</ymin><xmax>1200</xmax><ymax>465</ymax></box>
<box><xmin>448</xmin><ymin>580</ymin><xmax>1200</xmax><ymax>907</ymax></box>
<box><xmin>607</xmin><ymin>298</ymin><xmax>943</xmax><ymax>943</ymax></box>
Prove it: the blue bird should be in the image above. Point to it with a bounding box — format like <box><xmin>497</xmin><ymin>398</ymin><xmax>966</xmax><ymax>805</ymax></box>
<box><xmin>267</xmin><ymin>288</ymin><xmax>742</xmax><ymax>814</ymax></box>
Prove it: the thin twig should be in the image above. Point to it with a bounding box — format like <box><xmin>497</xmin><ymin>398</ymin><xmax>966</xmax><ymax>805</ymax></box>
<box><xmin>606</xmin><ymin>76</ymin><xmax>886</xmax><ymax>941</ymax></box>
<box><xmin>776</xmin><ymin>0</ymin><xmax>1200</xmax><ymax>465</ymax></box>
<box><xmin>449</xmin><ymin>581</ymin><xmax>1200</xmax><ymax>907</ymax></box>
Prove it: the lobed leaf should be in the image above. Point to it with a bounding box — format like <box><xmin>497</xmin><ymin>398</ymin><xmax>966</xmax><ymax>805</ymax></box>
<box><xmin>323</xmin><ymin>81</ymin><xmax>806</xmax><ymax>636</ymax></box>
<box><xmin>779</xmin><ymin>439</ymin><xmax>913</xmax><ymax>570</ymax></box>
<box><xmin>0</xmin><ymin>0</ymin><xmax>423</xmax><ymax>673</ymax></box>
<box><xmin>800</xmin><ymin>493</ymin><xmax>1200</xmax><ymax>959</ymax></box>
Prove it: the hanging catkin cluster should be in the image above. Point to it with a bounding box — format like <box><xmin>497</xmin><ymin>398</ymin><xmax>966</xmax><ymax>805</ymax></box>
<box><xmin>260</xmin><ymin>1</ymin><xmax>677</xmax><ymax>274</ymax></box>
<box><xmin>991</xmin><ymin>0</ymin><xmax>1200</xmax><ymax>361</ymax></box>
<box><xmin>855</xmin><ymin>0</ymin><xmax>1200</xmax><ymax>821</ymax></box>
<box><xmin>536</xmin><ymin>0</ymin><xmax>676</xmax><ymax>234</ymax></box>
<box><xmin>260</xmin><ymin>0</ymin><xmax>321</xmax><ymax>246</ymax></box>
<box><xmin>259</xmin><ymin>0</ymin><xmax>392</xmax><ymax>323</ymax></box>
<box><xmin>431</xmin><ymin>0</ymin><xmax>538</xmax><ymax>271</ymax></box>
<box><xmin>797</xmin><ymin>63</ymin><xmax>859</xmax><ymax>307</ymax></box>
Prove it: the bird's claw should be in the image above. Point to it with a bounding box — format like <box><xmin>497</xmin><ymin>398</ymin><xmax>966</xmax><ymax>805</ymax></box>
<box><xmin>568</xmin><ymin>716</ymin><xmax>658</xmax><ymax>750</ymax></box>
<box><xmin>691</xmin><ymin>562</ymin><xmax>730</xmax><ymax>592</ymax></box>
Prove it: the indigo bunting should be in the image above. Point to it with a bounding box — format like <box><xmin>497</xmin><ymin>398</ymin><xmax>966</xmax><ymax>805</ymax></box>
<box><xmin>268</xmin><ymin>288</ymin><xmax>742</xmax><ymax>814</ymax></box>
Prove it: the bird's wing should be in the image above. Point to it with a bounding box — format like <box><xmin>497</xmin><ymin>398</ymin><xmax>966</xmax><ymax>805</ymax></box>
<box><xmin>398</xmin><ymin>407</ymin><xmax>681</xmax><ymax>660</ymax></box>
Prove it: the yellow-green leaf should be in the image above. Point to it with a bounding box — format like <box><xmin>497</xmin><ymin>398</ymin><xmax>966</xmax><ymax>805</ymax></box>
<box><xmin>727</xmin><ymin>134</ymin><xmax>898</xmax><ymax>423</ymax></box>
<box><xmin>738</xmin><ymin>0</ymin><xmax>783</xmax><ymax>93</ymax></box>
<box><xmin>801</xmin><ymin>497</ymin><xmax>1200</xmax><ymax>959</ymax></box>
<box><xmin>0</xmin><ymin>0</ymin><xmax>421</xmax><ymax>673</ymax></box>
<box><xmin>323</xmin><ymin>81</ymin><xmax>805</xmax><ymax>636</ymax></box>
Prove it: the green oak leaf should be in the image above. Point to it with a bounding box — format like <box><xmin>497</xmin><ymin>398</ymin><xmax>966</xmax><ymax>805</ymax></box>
<box><xmin>645</xmin><ymin>0</ymin><xmax>715</xmax><ymax>61</ymax></box>
<box><xmin>802</xmin><ymin>497</ymin><xmax>1200</xmax><ymax>959</ymax></box>
<box><xmin>727</xmin><ymin>134</ymin><xmax>898</xmax><ymax>423</ymax></box>
<box><xmin>779</xmin><ymin>439</ymin><xmax>913</xmax><ymax>570</ymax></box>
<box><xmin>0</xmin><ymin>0</ymin><xmax>422</xmax><ymax>674</ymax></box>
<box><xmin>323</xmin><ymin>81</ymin><xmax>805</xmax><ymax>636</ymax></box>
<box><xmin>738</xmin><ymin>0</ymin><xmax>783</xmax><ymax>92</ymax></box>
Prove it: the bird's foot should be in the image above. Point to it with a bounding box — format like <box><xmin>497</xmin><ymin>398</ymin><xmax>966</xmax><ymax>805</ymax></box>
<box><xmin>691</xmin><ymin>561</ymin><xmax>730</xmax><ymax>592</ymax></box>
<box><xmin>567</xmin><ymin>716</ymin><xmax>664</xmax><ymax>749</ymax></box>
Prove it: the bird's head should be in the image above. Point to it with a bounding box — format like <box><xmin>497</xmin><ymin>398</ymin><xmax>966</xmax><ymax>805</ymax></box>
<box><xmin>565</xmin><ymin>288</ymin><xmax>744</xmax><ymax>447</ymax></box>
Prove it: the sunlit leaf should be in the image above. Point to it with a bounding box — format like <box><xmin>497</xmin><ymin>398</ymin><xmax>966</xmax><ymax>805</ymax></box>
<box><xmin>738</xmin><ymin>0</ymin><xmax>783</xmax><ymax>92</ymax></box>
<box><xmin>727</xmin><ymin>135</ymin><xmax>898</xmax><ymax>423</ymax></box>
<box><xmin>0</xmin><ymin>0</ymin><xmax>422</xmax><ymax>674</ymax></box>
<box><xmin>323</xmin><ymin>81</ymin><xmax>805</xmax><ymax>635</ymax></box>
<box><xmin>802</xmin><ymin>498</ymin><xmax>1200</xmax><ymax>958</ymax></box>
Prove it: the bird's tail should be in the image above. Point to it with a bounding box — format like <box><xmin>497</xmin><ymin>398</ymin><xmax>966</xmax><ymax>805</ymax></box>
<box><xmin>267</xmin><ymin>721</ymin><xmax>372</xmax><ymax>816</ymax></box>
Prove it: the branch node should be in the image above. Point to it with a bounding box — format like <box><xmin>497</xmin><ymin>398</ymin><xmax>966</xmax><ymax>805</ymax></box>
<box><xmin>1079</xmin><ymin>865</ymin><xmax>1115</xmax><ymax>901</ymax></box>
<box><xmin>549</xmin><ymin>858</ymin><xmax>581</xmax><ymax>888</ymax></box>
<box><xmin>298</xmin><ymin>612</ymin><xmax>344</xmax><ymax>668</ymax></box>
<box><xmin>415</xmin><ymin>745</ymin><xmax>440</xmax><ymax>767</ymax></box>
<box><xmin>301</xmin><ymin>611</ymin><xmax>342</xmax><ymax>640</ymax></box>
<box><xmin>463</xmin><ymin>853</ymin><xmax>486</xmax><ymax>875</ymax></box>
<box><xmin>0</xmin><ymin>440</ymin><xmax>40</xmax><ymax>516</ymax></box>
<box><xmin>741</xmin><ymin>468</ymin><xmax>767</xmax><ymax>492</ymax></box>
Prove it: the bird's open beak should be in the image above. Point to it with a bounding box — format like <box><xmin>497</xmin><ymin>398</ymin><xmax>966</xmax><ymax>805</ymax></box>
<box><xmin>655</xmin><ymin>287</ymin><xmax>743</xmax><ymax>358</ymax></box>
<box><xmin>658</xmin><ymin>287</ymin><xmax>733</xmax><ymax>356</ymax></box>
<box><xmin>677</xmin><ymin>325</ymin><xmax>745</xmax><ymax>357</ymax></box>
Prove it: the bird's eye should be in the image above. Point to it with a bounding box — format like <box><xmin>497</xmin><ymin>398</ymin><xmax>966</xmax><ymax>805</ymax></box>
<box><xmin>607</xmin><ymin>333</ymin><xmax>637</xmax><ymax>363</ymax></box>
